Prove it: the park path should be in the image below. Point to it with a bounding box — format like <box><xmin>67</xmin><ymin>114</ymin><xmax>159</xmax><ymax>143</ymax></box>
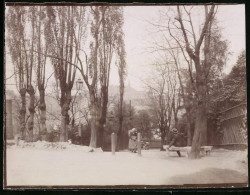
<box><xmin>166</xmin><ymin>168</ymin><xmax>247</xmax><ymax>185</ymax></box>
<box><xmin>5</xmin><ymin>147</ymin><xmax>248</xmax><ymax>187</ymax></box>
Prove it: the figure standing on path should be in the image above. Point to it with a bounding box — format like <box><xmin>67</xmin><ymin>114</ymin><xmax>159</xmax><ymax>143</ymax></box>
<box><xmin>128</xmin><ymin>128</ymin><xmax>138</xmax><ymax>153</ymax></box>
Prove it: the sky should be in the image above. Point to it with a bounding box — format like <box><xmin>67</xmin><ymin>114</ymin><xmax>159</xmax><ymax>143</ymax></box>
<box><xmin>5</xmin><ymin>4</ymin><xmax>245</xmax><ymax>93</ymax></box>
<box><xmin>121</xmin><ymin>4</ymin><xmax>245</xmax><ymax>91</ymax></box>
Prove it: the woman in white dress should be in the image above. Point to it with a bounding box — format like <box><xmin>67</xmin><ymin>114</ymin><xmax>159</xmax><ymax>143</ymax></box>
<box><xmin>128</xmin><ymin>128</ymin><xmax>138</xmax><ymax>153</ymax></box>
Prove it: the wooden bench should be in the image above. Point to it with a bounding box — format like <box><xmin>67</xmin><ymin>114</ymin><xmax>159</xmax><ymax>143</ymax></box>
<box><xmin>200</xmin><ymin>146</ymin><xmax>213</xmax><ymax>156</ymax></box>
<box><xmin>163</xmin><ymin>145</ymin><xmax>213</xmax><ymax>157</ymax></box>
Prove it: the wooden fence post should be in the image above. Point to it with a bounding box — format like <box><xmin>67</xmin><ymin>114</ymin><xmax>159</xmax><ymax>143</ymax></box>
<box><xmin>111</xmin><ymin>133</ymin><xmax>116</xmax><ymax>155</ymax></box>
<box><xmin>137</xmin><ymin>133</ymin><xmax>141</xmax><ymax>156</ymax></box>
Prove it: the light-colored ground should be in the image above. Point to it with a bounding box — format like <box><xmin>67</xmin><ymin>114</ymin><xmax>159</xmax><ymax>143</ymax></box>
<box><xmin>5</xmin><ymin>142</ymin><xmax>248</xmax><ymax>187</ymax></box>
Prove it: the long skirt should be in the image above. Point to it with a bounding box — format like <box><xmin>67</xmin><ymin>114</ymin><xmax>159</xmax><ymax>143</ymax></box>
<box><xmin>128</xmin><ymin>136</ymin><xmax>137</xmax><ymax>150</ymax></box>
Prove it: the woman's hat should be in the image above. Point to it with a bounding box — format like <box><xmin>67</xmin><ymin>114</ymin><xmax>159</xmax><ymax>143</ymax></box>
<box><xmin>172</xmin><ymin>128</ymin><xmax>178</xmax><ymax>133</ymax></box>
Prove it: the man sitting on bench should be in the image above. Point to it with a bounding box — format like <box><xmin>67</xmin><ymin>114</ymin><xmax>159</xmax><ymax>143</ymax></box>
<box><xmin>166</xmin><ymin>128</ymin><xmax>185</xmax><ymax>157</ymax></box>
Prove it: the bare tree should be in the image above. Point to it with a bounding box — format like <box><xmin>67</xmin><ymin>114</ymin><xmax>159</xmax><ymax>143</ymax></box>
<box><xmin>174</xmin><ymin>5</ymin><xmax>216</xmax><ymax>158</ymax></box>
<box><xmin>74</xmin><ymin>6</ymin><xmax>125</xmax><ymax>148</ymax></box>
<box><xmin>116</xmin><ymin>32</ymin><xmax>126</xmax><ymax>151</ymax></box>
<box><xmin>71</xmin><ymin>6</ymin><xmax>101</xmax><ymax>148</ymax></box>
<box><xmin>6</xmin><ymin>6</ymin><xmax>27</xmax><ymax>139</ymax></box>
<box><xmin>168</xmin><ymin>49</ymin><xmax>194</xmax><ymax>146</ymax></box>
<box><xmin>147</xmin><ymin>7</ymin><xmax>196</xmax><ymax>146</ymax></box>
<box><xmin>151</xmin><ymin>6</ymin><xmax>228</xmax><ymax>150</ymax></box>
<box><xmin>97</xmin><ymin>7</ymin><xmax>126</xmax><ymax>147</ymax></box>
<box><xmin>33</xmin><ymin>6</ymin><xmax>49</xmax><ymax>135</ymax></box>
<box><xmin>6</xmin><ymin>6</ymin><xmax>36</xmax><ymax>141</ymax></box>
<box><xmin>151</xmin><ymin>5</ymin><xmax>217</xmax><ymax>156</ymax></box>
<box><xmin>24</xmin><ymin>7</ymin><xmax>37</xmax><ymax>142</ymax></box>
<box><xmin>44</xmin><ymin>6</ymin><xmax>79</xmax><ymax>141</ymax></box>
<box><xmin>146</xmin><ymin>62</ymin><xmax>176</xmax><ymax>150</ymax></box>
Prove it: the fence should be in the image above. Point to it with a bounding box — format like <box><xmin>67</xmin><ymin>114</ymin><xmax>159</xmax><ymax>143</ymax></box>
<box><xmin>142</xmin><ymin>138</ymin><xmax>161</xmax><ymax>148</ymax></box>
<box><xmin>218</xmin><ymin>103</ymin><xmax>247</xmax><ymax>145</ymax></box>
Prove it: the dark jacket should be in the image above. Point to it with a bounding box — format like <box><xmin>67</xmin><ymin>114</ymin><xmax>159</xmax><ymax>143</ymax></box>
<box><xmin>168</xmin><ymin>132</ymin><xmax>184</xmax><ymax>147</ymax></box>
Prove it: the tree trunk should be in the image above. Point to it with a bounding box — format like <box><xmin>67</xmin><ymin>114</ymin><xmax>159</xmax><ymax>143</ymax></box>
<box><xmin>97</xmin><ymin>88</ymin><xmax>108</xmax><ymax>148</ymax></box>
<box><xmin>186</xmin><ymin>108</ymin><xmax>192</xmax><ymax>146</ymax></box>
<box><xmin>97</xmin><ymin>122</ymin><xmax>104</xmax><ymax>148</ymax></box>
<box><xmin>187</xmin><ymin>120</ymin><xmax>192</xmax><ymax>146</ymax></box>
<box><xmin>189</xmin><ymin>103</ymin><xmax>207</xmax><ymax>158</ymax></box>
<box><xmin>116</xmin><ymin>115</ymin><xmax>123</xmax><ymax>151</ymax></box>
<box><xmin>117</xmin><ymin>69</ymin><xmax>125</xmax><ymax>151</ymax></box>
<box><xmin>117</xmin><ymin>79</ymin><xmax>124</xmax><ymax>151</ymax></box>
<box><xmin>174</xmin><ymin>114</ymin><xmax>178</xmax><ymax>128</ymax></box>
<box><xmin>60</xmin><ymin>90</ymin><xmax>71</xmax><ymax>142</ymax></box>
<box><xmin>60</xmin><ymin>116</ymin><xmax>67</xmax><ymax>141</ymax></box>
<box><xmin>27</xmin><ymin>85</ymin><xmax>35</xmax><ymax>142</ymax></box>
<box><xmin>38</xmin><ymin>86</ymin><xmax>47</xmax><ymax>135</ymax></box>
<box><xmin>89</xmin><ymin>90</ymin><xmax>99</xmax><ymax>148</ymax></box>
<box><xmin>19</xmin><ymin>88</ymin><xmax>26</xmax><ymax>140</ymax></box>
<box><xmin>176</xmin><ymin>5</ymin><xmax>215</xmax><ymax>159</ymax></box>
<box><xmin>71</xmin><ymin>117</ymin><xmax>75</xmax><ymax>131</ymax></box>
<box><xmin>89</xmin><ymin>103</ymin><xmax>98</xmax><ymax>148</ymax></box>
<box><xmin>201</xmin><ymin>6</ymin><xmax>211</xmax><ymax>147</ymax></box>
<box><xmin>89</xmin><ymin>117</ymin><xmax>97</xmax><ymax>148</ymax></box>
<box><xmin>200</xmin><ymin>110</ymin><xmax>207</xmax><ymax>146</ymax></box>
<box><xmin>189</xmin><ymin>70</ymin><xmax>208</xmax><ymax>158</ymax></box>
<box><xmin>116</xmin><ymin>99</ymin><xmax>123</xmax><ymax>151</ymax></box>
<box><xmin>160</xmin><ymin>129</ymin><xmax>166</xmax><ymax>151</ymax></box>
<box><xmin>199</xmin><ymin>75</ymin><xmax>208</xmax><ymax>147</ymax></box>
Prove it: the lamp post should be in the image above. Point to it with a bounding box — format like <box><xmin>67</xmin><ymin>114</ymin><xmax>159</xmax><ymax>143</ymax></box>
<box><xmin>76</xmin><ymin>78</ymin><xmax>83</xmax><ymax>91</ymax></box>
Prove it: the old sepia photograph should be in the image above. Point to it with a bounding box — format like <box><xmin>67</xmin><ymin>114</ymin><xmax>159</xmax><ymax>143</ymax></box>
<box><xmin>4</xmin><ymin>2</ymin><xmax>248</xmax><ymax>189</ymax></box>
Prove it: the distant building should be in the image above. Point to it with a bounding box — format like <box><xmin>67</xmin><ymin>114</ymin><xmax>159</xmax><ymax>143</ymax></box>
<box><xmin>109</xmin><ymin>84</ymin><xmax>149</xmax><ymax>113</ymax></box>
<box><xmin>5</xmin><ymin>90</ymin><xmax>19</xmax><ymax>137</ymax></box>
<box><xmin>5</xmin><ymin>84</ymin><xmax>151</xmax><ymax>136</ymax></box>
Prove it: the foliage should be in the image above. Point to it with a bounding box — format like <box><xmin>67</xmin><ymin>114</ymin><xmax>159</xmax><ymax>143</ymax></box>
<box><xmin>45</xmin><ymin>130</ymin><xmax>60</xmax><ymax>142</ymax></box>
<box><xmin>102</xmin><ymin>101</ymin><xmax>135</xmax><ymax>150</ymax></box>
<box><xmin>6</xmin><ymin>6</ymin><xmax>37</xmax><ymax>141</ymax></box>
<box><xmin>211</xmin><ymin>51</ymin><xmax>246</xmax><ymax>109</ymax></box>
<box><xmin>133</xmin><ymin>110</ymin><xmax>153</xmax><ymax>139</ymax></box>
<box><xmin>205</xmin><ymin>20</ymin><xmax>230</xmax><ymax>103</ymax></box>
<box><xmin>68</xmin><ymin>124</ymin><xmax>91</xmax><ymax>146</ymax></box>
<box><xmin>145</xmin><ymin>61</ymin><xmax>180</xmax><ymax>149</ymax></box>
<box><xmin>206</xmin><ymin>51</ymin><xmax>246</xmax><ymax>144</ymax></box>
<box><xmin>6</xmin><ymin>6</ymin><xmax>27</xmax><ymax>91</ymax></box>
<box><xmin>224</xmin><ymin>52</ymin><xmax>246</xmax><ymax>105</ymax></box>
